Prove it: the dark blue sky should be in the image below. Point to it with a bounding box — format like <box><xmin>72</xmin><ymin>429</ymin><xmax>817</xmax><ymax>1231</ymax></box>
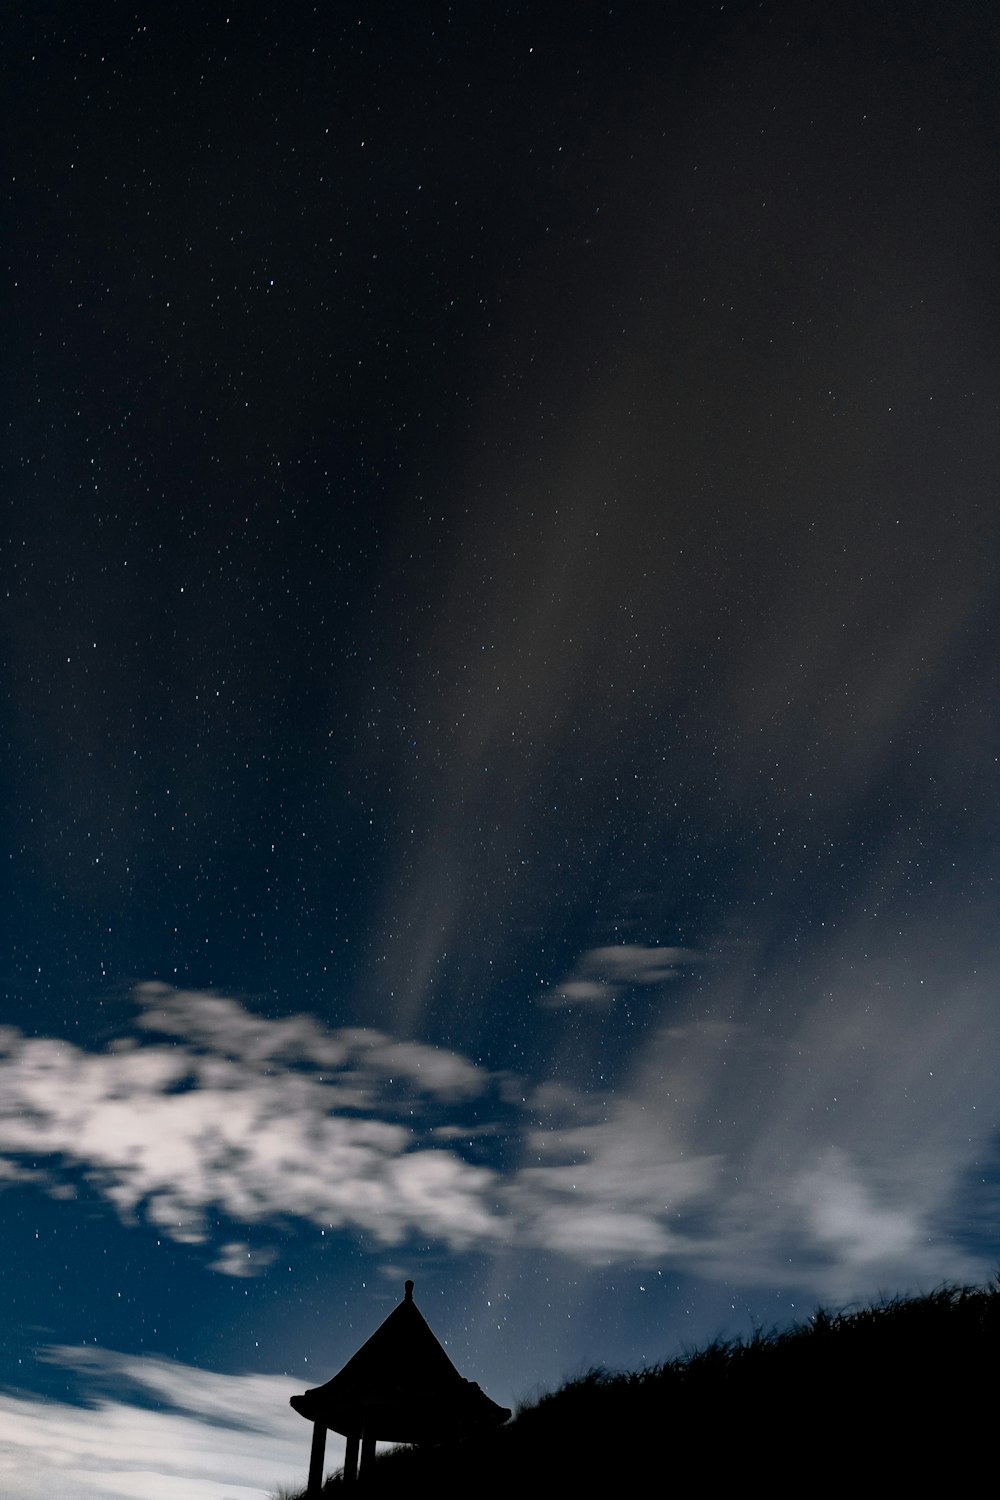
<box><xmin>4</xmin><ymin>3</ymin><xmax>1000</xmax><ymax>1494</ymax></box>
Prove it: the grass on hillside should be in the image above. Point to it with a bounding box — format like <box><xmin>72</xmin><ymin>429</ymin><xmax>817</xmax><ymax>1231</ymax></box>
<box><xmin>282</xmin><ymin>1281</ymin><xmax>997</xmax><ymax>1496</ymax></box>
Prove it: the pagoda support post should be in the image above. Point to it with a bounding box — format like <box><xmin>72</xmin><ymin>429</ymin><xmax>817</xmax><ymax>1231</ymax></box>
<box><xmin>306</xmin><ymin>1421</ymin><xmax>327</xmax><ymax>1498</ymax></box>
<box><xmin>343</xmin><ymin>1428</ymin><xmax>360</xmax><ymax>1486</ymax></box>
<box><xmin>359</xmin><ymin>1424</ymin><xmax>376</xmax><ymax>1480</ymax></box>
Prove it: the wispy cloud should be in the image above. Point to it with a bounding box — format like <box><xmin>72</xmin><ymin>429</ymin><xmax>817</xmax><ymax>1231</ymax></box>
<box><xmin>137</xmin><ymin>983</ymin><xmax>486</xmax><ymax>1098</ymax></box>
<box><xmin>209</xmin><ymin>1241</ymin><xmax>279</xmax><ymax>1278</ymax></box>
<box><xmin>539</xmin><ymin>945</ymin><xmax>704</xmax><ymax>1008</ymax></box>
<box><xmin>610</xmin><ymin>923</ymin><xmax>1000</xmax><ymax>1298</ymax></box>
<box><xmin>0</xmin><ymin>1347</ymin><xmax>317</xmax><ymax>1500</ymax></box>
<box><xmin>0</xmin><ymin>972</ymin><xmax>995</xmax><ymax>1300</ymax></box>
<box><xmin>512</xmin><ymin>1102</ymin><xmax>719</xmax><ymax>1261</ymax></box>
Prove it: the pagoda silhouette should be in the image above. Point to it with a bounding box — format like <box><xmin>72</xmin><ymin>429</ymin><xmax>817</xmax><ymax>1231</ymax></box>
<box><xmin>291</xmin><ymin>1280</ymin><xmax>511</xmax><ymax>1490</ymax></box>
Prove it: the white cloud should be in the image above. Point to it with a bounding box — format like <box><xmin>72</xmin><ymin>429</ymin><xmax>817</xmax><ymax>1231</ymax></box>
<box><xmin>0</xmin><ymin>965</ymin><xmax>995</xmax><ymax>1302</ymax></box>
<box><xmin>0</xmin><ymin>1347</ymin><xmax>321</xmax><ymax>1500</ymax></box>
<box><xmin>0</xmin><ymin>986</ymin><xmax>504</xmax><ymax>1257</ymax></box>
<box><xmin>791</xmin><ymin>1148</ymin><xmax>924</xmax><ymax>1265</ymax></box>
<box><xmin>512</xmin><ymin>1104</ymin><xmax>719</xmax><ymax>1262</ymax></box>
<box><xmin>540</xmin><ymin>945</ymin><xmax>703</xmax><ymax>1007</ymax></box>
<box><xmin>586</xmin><ymin>946</ymin><xmax>703</xmax><ymax>982</ymax></box>
<box><xmin>606</xmin><ymin>945</ymin><xmax>1000</xmax><ymax>1297</ymax></box>
<box><xmin>209</xmin><ymin>1241</ymin><xmax>278</xmax><ymax>1278</ymax></box>
<box><xmin>544</xmin><ymin>979</ymin><xmax>614</xmax><ymax>1007</ymax></box>
<box><xmin>520</xmin><ymin>940</ymin><xmax>1000</xmax><ymax>1294</ymax></box>
<box><xmin>136</xmin><ymin>984</ymin><xmax>485</xmax><ymax>1098</ymax></box>
<box><xmin>0</xmin><ymin>1156</ymin><xmax>38</xmax><ymax>1183</ymax></box>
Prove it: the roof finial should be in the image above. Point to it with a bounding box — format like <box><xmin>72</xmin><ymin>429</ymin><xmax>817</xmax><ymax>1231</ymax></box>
<box><xmin>404</xmin><ymin>1279</ymin><xmax>414</xmax><ymax>1301</ymax></box>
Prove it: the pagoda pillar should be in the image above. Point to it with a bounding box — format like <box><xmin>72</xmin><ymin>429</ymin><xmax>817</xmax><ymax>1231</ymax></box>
<box><xmin>306</xmin><ymin>1420</ymin><xmax>326</xmax><ymax>1498</ymax></box>
<box><xmin>343</xmin><ymin>1428</ymin><xmax>360</xmax><ymax>1485</ymax></box>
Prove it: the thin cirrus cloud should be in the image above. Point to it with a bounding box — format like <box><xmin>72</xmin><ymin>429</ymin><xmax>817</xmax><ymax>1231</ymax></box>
<box><xmin>0</xmin><ymin>1345</ymin><xmax>319</xmax><ymax>1500</ymax></box>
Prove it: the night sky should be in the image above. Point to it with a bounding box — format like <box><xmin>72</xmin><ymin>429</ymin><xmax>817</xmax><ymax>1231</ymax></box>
<box><xmin>4</xmin><ymin>2</ymin><xmax>1000</xmax><ymax>1495</ymax></box>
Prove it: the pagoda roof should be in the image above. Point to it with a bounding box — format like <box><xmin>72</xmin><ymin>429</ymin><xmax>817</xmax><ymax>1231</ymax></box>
<box><xmin>290</xmin><ymin>1281</ymin><xmax>511</xmax><ymax>1444</ymax></box>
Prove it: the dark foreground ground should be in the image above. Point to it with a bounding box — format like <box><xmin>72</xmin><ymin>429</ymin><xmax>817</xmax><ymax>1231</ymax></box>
<box><xmin>288</xmin><ymin>1283</ymin><xmax>996</xmax><ymax>1495</ymax></box>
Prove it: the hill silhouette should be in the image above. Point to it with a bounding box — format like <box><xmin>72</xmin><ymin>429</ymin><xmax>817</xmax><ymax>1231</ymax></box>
<box><xmin>284</xmin><ymin>1282</ymin><xmax>996</xmax><ymax>1495</ymax></box>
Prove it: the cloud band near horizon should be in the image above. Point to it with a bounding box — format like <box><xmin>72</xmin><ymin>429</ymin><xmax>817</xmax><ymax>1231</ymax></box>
<box><xmin>1</xmin><ymin>978</ymin><xmax>992</xmax><ymax>1298</ymax></box>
